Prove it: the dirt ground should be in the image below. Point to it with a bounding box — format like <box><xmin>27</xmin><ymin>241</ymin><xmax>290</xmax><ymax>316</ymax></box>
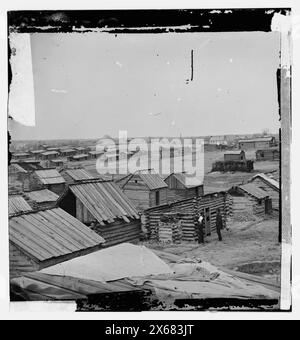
<box><xmin>145</xmin><ymin>215</ymin><xmax>281</xmax><ymax>280</ymax></box>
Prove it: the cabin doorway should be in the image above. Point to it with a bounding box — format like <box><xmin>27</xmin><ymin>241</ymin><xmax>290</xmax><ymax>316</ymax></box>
<box><xmin>265</xmin><ymin>198</ymin><xmax>272</xmax><ymax>214</ymax></box>
<box><xmin>204</xmin><ymin>207</ymin><xmax>211</xmax><ymax>236</ymax></box>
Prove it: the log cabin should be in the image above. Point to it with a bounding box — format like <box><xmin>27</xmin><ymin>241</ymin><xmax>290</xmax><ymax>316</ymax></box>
<box><xmin>164</xmin><ymin>172</ymin><xmax>204</xmax><ymax>203</ymax></box>
<box><xmin>224</xmin><ymin>150</ymin><xmax>246</xmax><ymax>162</ymax></box>
<box><xmin>256</xmin><ymin>148</ymin><xmax>280</xmax><ymax>161</ymax></box>
<box><xmin>118</xmin><ymin>171</ymin><xmax>168</xmax><ymax>211</ymax></box>
<box><xmin>229</xmin><ymin>183</ymin><xmax>272</xmax><ymax>218</ymax></box>
<box><xmin>23</xmin><ymin>169</ymin><xmax>66</xmax><ymax>195</ymax></box>
<box><xmin>249</xmin><ymin>173</ymin><xmax>280</xmax><ymax>211</ymax></box>
<box><xmin>9</xmin><ymin>207</ymin><xmax>105</xmax><ymax>278</ymax></box>
<box><xmin>58</xmin><ymin>179</ymin><xmax>141</xmax><ymax>247</ymax></box>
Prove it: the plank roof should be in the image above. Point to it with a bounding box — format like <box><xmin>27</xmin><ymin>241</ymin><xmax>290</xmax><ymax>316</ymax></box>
<box><xmin>41</xmin><ymin>151</ymin><xmax>60</xmax><ymax>156</ymax></box>
<box><xmin>69</xmin><ymin>180</ymin><xmax>140</xmax><ymax>225</ymax></box>
<box><xmin>251</xmin><ymin>173</ymin><xmax>279</xmax><ymax>191</ymax></box>
<box><xmin>65</xmin><ymin>168</ymin><xmax>96</xmax><ymax>181</ymax></box>
<box><xmin>238</xmin><ymin>183</ymin><xmax>269</xmax><ymax>199</ymax></box>
<box><xmin>9</xmin><ymin>208</ymin><xmax>105</xmax><ymax>262</ymax></box>
<box><xmin>168</xmin><ymin>172</ymin><xmax>203</xmax><ymax>188</ymax></box>
<box><xmin>34</xmin><ymin>169</ymin><xmax>65</xmax><ymax>185</ymax></box>
<box><xmin>25</xmin><ymin>189</ymin><xmax>59</xmax><ymax>203</ymax></box>
<box><xmin>9</xmin><ymin>196</ymin><xmax>33</xmax><ymax>215</ymax></box>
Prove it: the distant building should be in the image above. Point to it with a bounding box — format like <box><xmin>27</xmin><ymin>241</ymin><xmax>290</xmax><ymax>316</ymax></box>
<box><xmin>209</xmin><ymin>135</ymin><xmax>227</xmax><ymax>145</ymax></box>
<box><xmin>164</xmin><ymin>172</ymin><xmax>204</xmax><ymax>202</ymax></box>
<box><xmin>71</xmin><ymin>154</ymin><xmax>89</xmax><ymax>161</ymax></box>
<box><xmin>118</xmin><ymin>170</ymin><xmax>168</xmax><ymax>211</ymax></box>
<box><xmin>256</xmin><ymin>148</ymin><xmax>279</xmax><ymax>161</ymax></box>
<box><xmin>74</xmin><ymin>147</ymin><xmax>88</xmax><ymax>154</ymax></box>
<box><xmin>40</xmin><ymin>151</ymin><xmax>60</xmax><ymax>160</ymax></box>
<box><xmin>60</xmin><ymin>149</ymin><xmax>76</xmax><ymax>157</ymax></box>
<box><xmin>12</xmin><ymin>152</ymin><xmax>31</xmax><ymax>161</ymax></box>
<box><xmin>224</xmin><ymin>150</ymin><xmax>246</xmax><ymax>162</ymax></box>
<box><xmin>50</xmin><ymin>159</ymin><xmax>64</xmax><ymax>167</ymax></box>
<box><xmin>238</xmin><ymin>137</ymin><xmax>276</xmax><ymax>150</ymax></box>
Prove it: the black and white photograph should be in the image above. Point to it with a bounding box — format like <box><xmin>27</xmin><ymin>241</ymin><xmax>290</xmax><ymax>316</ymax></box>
<box><xmin>1</xmin><ymin>2</ymin><xmax>298</xmax><ymax>320</ymax></box>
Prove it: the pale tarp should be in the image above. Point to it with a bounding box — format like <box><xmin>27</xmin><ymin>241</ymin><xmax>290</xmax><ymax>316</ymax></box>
<box><xmin>127</xmin><ymin>261</ymin><xmax>279</xmax><ymax>300</ymax></box>
<box><xmin>40</xmin><ymin>243</ymin><xmax>173</xmax><ymax>282</ymax></box>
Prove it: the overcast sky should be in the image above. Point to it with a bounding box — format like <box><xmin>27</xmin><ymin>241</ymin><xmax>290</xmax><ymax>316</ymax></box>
<box><xmin>10</xmin><ymin>31</ymin><xmax>280</xmax><ymax>140</ymax></box>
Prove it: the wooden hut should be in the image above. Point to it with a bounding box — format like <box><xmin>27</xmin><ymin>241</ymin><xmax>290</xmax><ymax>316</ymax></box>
<box><xmin>144</xmin><ymin>192</ymin><xmax>230</xmax><ymax>242</ymax></box>
<box><xmin>238</xmin><ymin>137</ymin><xmax>276</xmax><ymax>150</ymax></box>
<box><xmin>229</xmin><ymin>183</ymin><xmax>272</xmax><ymax>218</ymax></box>
<box><xmin>164</xmin><ymin>172</ymin><xmax>204</xmax><ymax>203</ymax></box>
<box><xmin>118</xmin><ymin>170</ymin><xmax>168</xmax><ymax>211</ymax></box>
<box><xmin>24</xmin><ymin>169</ymin><xmax>66</xmax><ymax>195</ymax></box>
<box><xmin>50</xmin><ymin>158</ymin><xmax>64</xmax><ymax>167</ymax></box>
<box><xmin>12</xmin><ymin>152</ymin><xmax>31</xmax><ymax>161</ymax></box>
<box><xmin>9</xmin><ymin>208</ymin><xmax>105</xmax><ymax>278</ymax></box>
<box><xmin>74</xmin><ymin>147</ymin><xmax>87</xmax><ymax>154</ymax></box>
<box><xmin>249</xmin><ymin>173</ymin><xmax>280</xmax><ymax>210</ymax></box>
<box><xmin>224</xmin><ymin>150</ymin><xmax>246</xmax><ymax>162</ymax></box>
<box><xmin>60</xmin><ymin>149</ymin><xmax>76</xmax><ymax>157</ymax></box>
<box><xmin>256</xmin><ymin>148</ymin><xmax>280</xmax><ymax>161</ymax></box>
<box><xmin>30</xmin><ymin>150</ymin><xmax>45</xmax><ymax>158</ymax></box>
<box><xmin>58</xmin><ymin>179</ymin><xmax>141</xmax><ymax>247</ymax></box>
<box><xmin>71</xmin><ymin>154</ymin><xmax>89</xmax><ymax>161</ymax></box>
<box><xmin>40</xmin><ymin>151</ymin><xmax>60</xmax><ymax>160</ymax></box>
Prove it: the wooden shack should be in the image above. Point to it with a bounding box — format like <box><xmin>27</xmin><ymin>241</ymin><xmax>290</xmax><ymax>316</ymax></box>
<box><xmin>58</xmin><ymin>179</ymin><xmax>141</xmax><ymax>247</ymax></box>
<box><xmin>164</xmin><ymin>172</ymin><xmax>204</xmax><ymax>203</ymax></box>
<box><xmin>118</xmin><ymin>171</ymin><xmax>168</xmax><ymax>211</ymax></box>
<box><xmin>40</xmin><ymin>151</ymin><xmax>60</xmax><ymax>160</ymax></box>
<box><xmin>249</xmin><ymin>173</ymin><xmax>280</xmax><ymax>211</ymax></box>
<box><xmin>60</xmin><ymin>149</ymin><xmax>76</xmax><ymax>157</ymax></box>
<box><xmin>9</xmin><ymin>208</ymin><xmax>105</xmax><ymax>278</ymax></box>
<box><xmin>238</xmin><ymin>137</ymin><xmax>276</xmax><ymax>150</ymax></box>
<box><xmin>256</xmin><ymin>148</ymin><xmax>279</xmax><ymax>161</ymax></box>
<box><xmin>224</xmin><ymin>150</ymin><xmax>246</xmax><ymax>162</ymax></box>
<box><xmin>12</xmin><ymin>152</ymin><xmax>31</xmax><ymax>161</ymax></box>
<box><xmin>30</xmin><ymin>150</ymin><xmax>45</xmax><ymax>159</ymax></box>
<box><xmin>229</xmin><ymin>183</ymin><xmax>272</xmax><ymax>218</ymax></box>
<box><xmin>144</xmin><ymin>192</ymin><xmax>230</xmax><ymax>242</ymax></box>
<box><xmin>49</xmin><ymin>159</ymin><xmax>64</xmax><ymax>167</ymax></box>
<box><xmin>71</xmin><ymin>154</ymin><xmax>89</xmax><ymax>161</ymax></box>
<box><xmin>74</xmin><ymin>147</ymin><xmax>88</xmax><ymax>154</ymax></box>
<box><xmin>24</xmin><ymin>169</ymin><xmax>66</xmax><ymax>195</ymax></box>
